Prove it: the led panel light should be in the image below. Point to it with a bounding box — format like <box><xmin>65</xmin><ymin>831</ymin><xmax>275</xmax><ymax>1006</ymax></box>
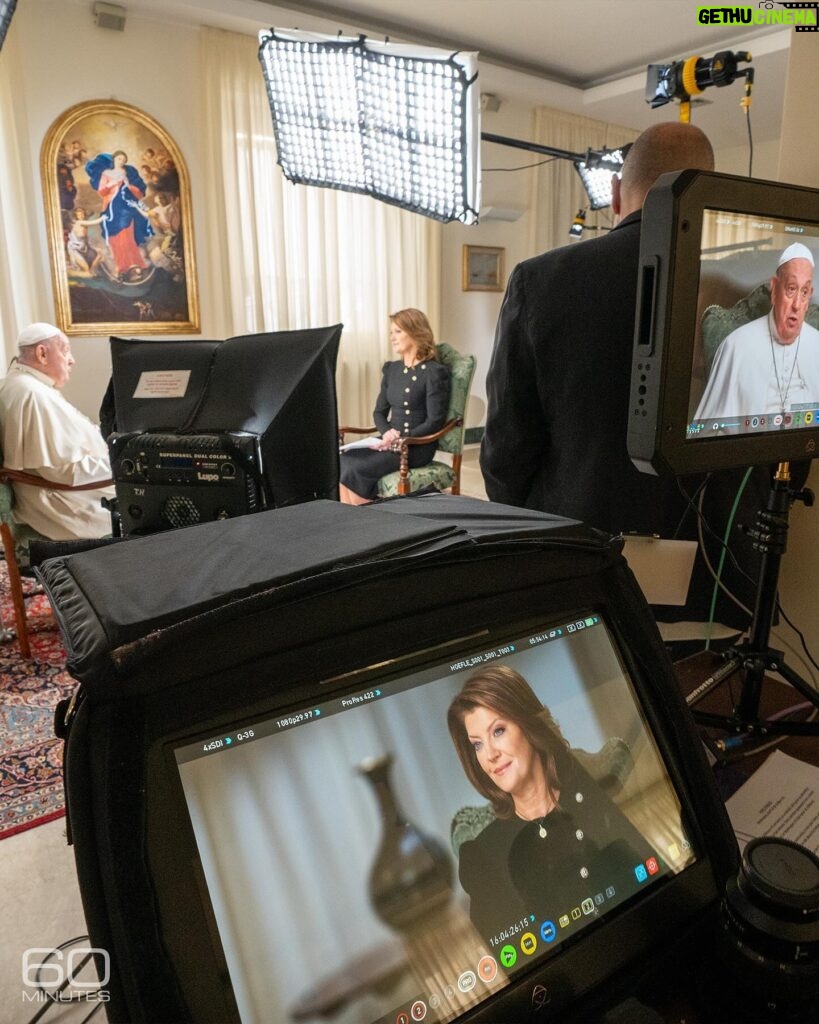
<box><xmin>0</xmin><ymin>0</ymin><xmax>17</xmax><ymax>51</ymax></box>
<box><xmin>574</xmin><ymin>145</ymin><xmax>631</xmax><ymax>211</ymax></box>
<box><xmin>258</xmin><ymin>29</ymin><xmax>480</xmax><ymax>224</ymax></box>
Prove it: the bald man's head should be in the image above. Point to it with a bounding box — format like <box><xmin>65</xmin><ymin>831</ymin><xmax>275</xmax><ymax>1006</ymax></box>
<box><xmin>612</xmin><ymin>123</ymin><xmax>715</xmax><ymax>221</ymax></box>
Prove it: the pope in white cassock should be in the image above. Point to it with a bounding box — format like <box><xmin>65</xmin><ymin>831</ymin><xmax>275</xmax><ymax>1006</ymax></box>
<box><xmin>0</xmin><ymin>322</ymin><xmax>114</xmax><ymax>540</ymax></box>
<box><xmin>694</xmin><ymin>242</ymin><xmax>819</xmax><ymax>422</ymax></box>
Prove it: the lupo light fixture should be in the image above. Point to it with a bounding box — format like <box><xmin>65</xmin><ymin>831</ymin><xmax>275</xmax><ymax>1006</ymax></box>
<box><xmin>258</xmin><ymin>28</ymin><xmax>481</xmax><ymax>224</ymax></box>
<box><xmin>573</xmin><ymin>144</ymin><xmax>631</xmax><ymax>211</ymax></box>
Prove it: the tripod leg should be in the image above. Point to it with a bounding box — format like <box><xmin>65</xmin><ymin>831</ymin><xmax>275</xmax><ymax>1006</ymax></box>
<box><xmin>735</xmin><ymin>656</ymin><xmax>766</xmax><ymax>722</ymax></box>
<box><xmin>772</xmin><ymin>659</ymin><xmax>819</xmax><ymax>711</ymax></box>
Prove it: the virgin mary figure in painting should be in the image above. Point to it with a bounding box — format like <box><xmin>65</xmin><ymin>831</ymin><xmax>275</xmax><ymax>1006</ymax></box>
<box><xmin>86</xmin><ymin>149</ymin><xmax>153</xmax><ymax>281</ymax></box>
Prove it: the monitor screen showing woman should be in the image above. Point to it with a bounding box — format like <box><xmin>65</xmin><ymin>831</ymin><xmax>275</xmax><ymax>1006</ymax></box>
<box><xmin>173</xmin><ymin>613</ymin><xmax>697</xmax><ymax>1024</ymax></box>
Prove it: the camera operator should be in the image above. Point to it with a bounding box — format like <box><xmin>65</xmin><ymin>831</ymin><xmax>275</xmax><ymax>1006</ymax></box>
<box><xmin>480</xmin><ymin>122</ymin><xmax>782</xmax><ymax>641</ymax></box>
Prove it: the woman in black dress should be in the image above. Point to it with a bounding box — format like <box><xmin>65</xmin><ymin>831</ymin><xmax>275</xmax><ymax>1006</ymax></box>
<box><xmin>339</xmin><ymin>309</ymin><xmax>450</xmax><ymax>504</ymax></box>
<box><xmin>447</xmin><ymin>666</ymin><xmax>653</xmax><ymax>945</ymax></box>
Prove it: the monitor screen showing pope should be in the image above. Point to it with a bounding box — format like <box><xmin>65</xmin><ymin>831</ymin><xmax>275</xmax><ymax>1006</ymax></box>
<box><xmin>688</xmin><ymin>225</ymin><xmax>819</xmax><ymax>440</ymax></box>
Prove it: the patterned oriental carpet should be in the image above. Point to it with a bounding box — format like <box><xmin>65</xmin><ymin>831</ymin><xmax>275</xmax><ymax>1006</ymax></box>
<box><xmin>0</xmin><ymin>562</ymin><xmax>74</xmax><ymax>840</ymax></box>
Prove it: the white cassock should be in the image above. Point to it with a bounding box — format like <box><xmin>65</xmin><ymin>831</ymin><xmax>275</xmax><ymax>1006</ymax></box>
<box><xmin>0</xmin><ymin>362</ymin><xmax>114</xmax><ymax>539</ymax></box>
<box><xmin>694</xmin><ymin>312</ymin><xmax>819</xmax><ymax>422</ymax></box>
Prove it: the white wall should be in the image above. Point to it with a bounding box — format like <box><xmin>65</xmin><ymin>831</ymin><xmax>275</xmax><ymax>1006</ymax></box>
<box><xmin>774</xmin><ymin>31</ymin><xmax>819</xmax><ymax>669</ymax></box>
<box><xmin>717</xmin><ymin>138</ymin><xmax>780</xmax><ymax>181</ymax></box>
<box><xmin>440</xmin><ymin>98</ymin><xmax>537</xmax><ymax>426</ymax></box>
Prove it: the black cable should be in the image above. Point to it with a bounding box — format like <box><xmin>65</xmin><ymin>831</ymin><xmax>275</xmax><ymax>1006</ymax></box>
<box><xmin>776</xmin><ymin>600</ymin><xmax>819</xmax><ymax>675</ymax></box>
<box><xmin>677</xmin><ymin>472</ymin><xmax>818</xmax><ymax>680</ymax></box>
<box><xmin>483</xmin><ymin>156</ymin><xmax>560</xmax><ymax>172</ymax></box>
<box><xmin>675</xmin><ymin>476</ymin><xmax>756</xmax><ymax>586</ymax></box>
<box><xmin>745</xmin><ymin>105</ymin><xmax>753</xmax><ymax>178</ymax></box>
<box><xmin>672</xmin><ymin>473</ymin><xmax>711</xmax><ymax>538</ymax></box>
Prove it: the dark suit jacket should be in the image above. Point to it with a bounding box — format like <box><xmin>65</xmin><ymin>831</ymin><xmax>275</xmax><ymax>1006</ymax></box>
<box><xmin>479</xmin><ymin>213</ymin><xmax>784</xmax><ymax>631</ymax></box>
<box><xmin>481</xmin><ymin>212</ymin><xmax>685</xmax><ymax>536</ymax></box>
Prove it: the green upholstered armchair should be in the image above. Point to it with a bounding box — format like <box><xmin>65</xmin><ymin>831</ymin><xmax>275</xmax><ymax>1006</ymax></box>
<box><xmin>0</xmin><ymin>461</ymin><xmax>112</xmax><ymax>658</ymax></box>
<box><xmin>339</xmin><ymin>343</ymin><xmax>477</xmax><ymax>498</ymax></box>
<box><xmin>701</xmin><ymin>283</ymin><xmax>819</xmax><ymax>377</ymax></box>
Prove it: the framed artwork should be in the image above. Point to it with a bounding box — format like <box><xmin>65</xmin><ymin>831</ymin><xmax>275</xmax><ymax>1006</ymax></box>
<box><xmin>462</xmin><ymin>244</ymin><xmax>505</xmax><ymax>292</ymax></box>
<box><xmin>40</xmin><ymin>100</ymin><xmax>200</xmax><ymax>335</ymax></box>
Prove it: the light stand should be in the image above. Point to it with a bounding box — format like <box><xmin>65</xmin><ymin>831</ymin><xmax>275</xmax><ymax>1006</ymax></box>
<box><xmin>689</xmin><ymin>461</ymin><xmax>819</xmax><ymax>748</ymax></box>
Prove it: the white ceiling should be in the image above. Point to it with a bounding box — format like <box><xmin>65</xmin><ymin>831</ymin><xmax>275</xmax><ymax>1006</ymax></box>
<box><xmin>117</xmin><ymin>0</ymin><xmax>792</xmax><ymax>150</ymax></box>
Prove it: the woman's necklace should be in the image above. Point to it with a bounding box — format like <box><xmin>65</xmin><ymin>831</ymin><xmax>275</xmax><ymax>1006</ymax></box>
<box><xmin>769</xmin><ymin>321</ymin><xmax>802</xmax><ymax>413</ymax></box>
<box><xmin>516</xmin><ymin>798</ymin><xmax>555</xmax><ymax>839</ymax></box>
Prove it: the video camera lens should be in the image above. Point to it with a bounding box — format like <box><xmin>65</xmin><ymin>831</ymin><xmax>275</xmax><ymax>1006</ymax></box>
<box><xmin>708</xmin><ymin>837</ymin><xmax>819</xmax><ymax>1021</ymax></box>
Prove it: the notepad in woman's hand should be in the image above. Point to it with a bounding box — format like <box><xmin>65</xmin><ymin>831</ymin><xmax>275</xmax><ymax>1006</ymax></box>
<box><xmin>339</xmin><ymin>436</ymin><xmax>380</xmax><ymax>452</ymax></box>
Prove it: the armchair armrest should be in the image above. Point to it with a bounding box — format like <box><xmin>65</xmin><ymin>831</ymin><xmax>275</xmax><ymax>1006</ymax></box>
<box><xmin>338</xmin><ymin>425</ymin><xmax>377</xmax><ymax>444</ymax></box>
<box><xmin>338</xmin><ymin>417</ymin><xmax>464</xmax><ymax>496</ymax></box>
<box><xmin>0</xmin><ymin>467</ymin><xmax>114</xmax><ymax>492</ymax></box>
<box><xmin>395</xmin><ymin>417</ymin><xmax>462</xmax><ymax>495</ymax></box>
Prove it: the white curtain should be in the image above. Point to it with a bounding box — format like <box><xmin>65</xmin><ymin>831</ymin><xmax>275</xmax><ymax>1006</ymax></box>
<box><xmin>530</xmin><ymin>106</ymin><xmax>640</xmax><ymax>256</ymax></box>
<box><xmin>200</xmin><ymin>27</ymin><xmax>441</xmax><ymax>426</ymax></box>
<box><xmin>0</xmin><ymin>29</ymin><xmax>49</xmax><ymax>366</ymax></box>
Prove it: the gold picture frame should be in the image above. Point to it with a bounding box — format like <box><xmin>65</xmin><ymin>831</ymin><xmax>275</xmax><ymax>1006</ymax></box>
<box><xmin>41</xmin><ymin>99</ymin><xmax>200</xmax><ymax>335</ymax></box>
<box><xmin>462</xmin><ymin>244</ymin><xmax>505</xmax><ymax>292</ymax></box>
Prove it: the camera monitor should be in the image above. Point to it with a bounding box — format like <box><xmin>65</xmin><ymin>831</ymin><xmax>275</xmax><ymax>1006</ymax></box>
<box><xmin>170</xmin><ymin>613</ymin><xmax>707</xmax><ymax>1023</ymax></box>
<box><xmin>628</xmin><ymin>170</ymin><xmax>819</xmax><ymax>476</ymax></box>
<box><xmin>43</xmin><ymin>497</ymin><xmax>737</xmax><ymax>1023</ymax></box>
<box><xmin>109</xmin><ymin>325</ymin><xmax>342</xmax><ymax>510</ymax></box>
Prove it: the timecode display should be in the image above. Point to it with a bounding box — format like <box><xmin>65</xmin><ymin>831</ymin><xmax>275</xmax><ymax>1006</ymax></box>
<box><xmin>489</xmin><ymin>916</ymin><xmax>533</xmax><ymax>949</ymax></box>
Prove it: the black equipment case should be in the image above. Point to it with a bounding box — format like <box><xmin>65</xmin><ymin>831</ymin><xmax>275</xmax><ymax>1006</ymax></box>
<box><xmin>39</xmin><ymin>494</ymin><xmax>738</xmax><ymax>1023</ymax></box>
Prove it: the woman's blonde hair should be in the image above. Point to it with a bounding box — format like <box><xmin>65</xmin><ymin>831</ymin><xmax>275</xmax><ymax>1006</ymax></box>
<box><xmin>390</xmin><ymin>308</ymin><xmax>438</xmax><ymax>362</ymax></box>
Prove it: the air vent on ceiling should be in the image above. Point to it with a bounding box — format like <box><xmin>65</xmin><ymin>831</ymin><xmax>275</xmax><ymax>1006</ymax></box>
<box><xmin>93</xmin><ymin>2</ymin><xmax>126</xmax><ymax>32</ymax></box>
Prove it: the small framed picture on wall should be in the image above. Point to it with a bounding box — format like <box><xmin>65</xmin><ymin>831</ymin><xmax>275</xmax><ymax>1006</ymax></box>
<box><xmin>462</xmin><ymin>244</ymin><xmax>505</xmax><ymax>292</ymax></box>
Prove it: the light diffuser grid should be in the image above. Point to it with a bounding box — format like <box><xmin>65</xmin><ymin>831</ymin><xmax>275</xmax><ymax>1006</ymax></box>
<box><xmin>574</xmin><ymin>146</ymin><xmax>630</xmax><ymax>211</ymax></box>
<box><xmin>259</xmin><ymin>29</ymin><xmax>480</xmax><ymax>224</ymax></box>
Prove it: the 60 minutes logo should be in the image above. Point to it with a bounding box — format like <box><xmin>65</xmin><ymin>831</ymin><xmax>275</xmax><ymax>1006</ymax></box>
<box><xmin>21</xmin><ymin>946</ymin><xmax>110</xmax><ymax>1003</ymax></box>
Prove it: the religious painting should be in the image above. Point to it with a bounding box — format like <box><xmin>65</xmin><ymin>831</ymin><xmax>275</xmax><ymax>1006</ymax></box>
<box><xmin>41</xmin><ymin>100</ymin><xmax>200</xmax><ymax>335</ymax></box>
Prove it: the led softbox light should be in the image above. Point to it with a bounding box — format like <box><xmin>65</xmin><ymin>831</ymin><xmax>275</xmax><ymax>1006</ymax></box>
<box><xmin>258</xmin><ymin>28</ymin><xmax>481</xmax><ymax>224</ymax></box>
<box><xmin>574</xmin><ymin>145</ymin><xmax>631</xmax><ymax>211</ymax></box>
